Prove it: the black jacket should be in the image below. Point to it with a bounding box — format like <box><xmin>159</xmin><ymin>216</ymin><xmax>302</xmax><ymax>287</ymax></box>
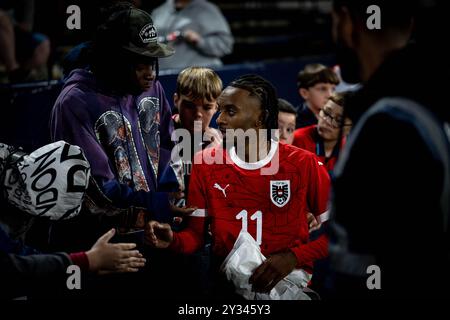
<box><xmin>328</xmin><ymin>45</ymin><xmax>450</xmax><ymax>299</ymax></box>
<box><xmin>296</xmin><ymin>103</ymin><xmax>318</xmax><ymax>129</ymax></box>
<box><xmin>0</xmin><ymin>224</ymin><xmax>72</xmax><ymax>299</ymax></box>
<box><xmin>0</xmin><ymin>250</ymin><xmax>71</xmax><ymax>299</ymax></box>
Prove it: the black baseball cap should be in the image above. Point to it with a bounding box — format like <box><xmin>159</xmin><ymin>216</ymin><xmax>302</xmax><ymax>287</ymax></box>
<box><xmin>99</xmin><ymin>7</ymin><xmax>174</xmax><ymax>58</ymax></box>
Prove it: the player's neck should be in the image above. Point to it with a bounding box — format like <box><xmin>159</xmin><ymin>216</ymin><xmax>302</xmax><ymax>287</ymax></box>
<box><xmin>307</xmin><ymin>102</ymin><xmax>320</xmax><ymax>116</ymax></box>
<box><xmin>241</xmin><ymin>136</ymin><xmax>271</xmax><ymax>163</ymax></box>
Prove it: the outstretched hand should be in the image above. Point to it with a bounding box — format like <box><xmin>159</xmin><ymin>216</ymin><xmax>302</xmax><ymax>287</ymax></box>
<box><xmin>86</xmin><ymin>229</ymin><xmax>146</xmax><ymax>274</ymax></box>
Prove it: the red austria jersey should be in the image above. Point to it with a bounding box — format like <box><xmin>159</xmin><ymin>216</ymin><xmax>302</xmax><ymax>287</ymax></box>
<box><xmin>293</xmin><ymin>125</ymin><xmax>316</xmax><ymax>154</ymax></box>
<box><xmin>171</xmin><ymin>141</ymin><xmax>330</xmax><ymax>270</ymax></box>
<box><xmin>293</xmin><ymin>125</ymin><xmax>344</xmax><ymax>173</ymax></box>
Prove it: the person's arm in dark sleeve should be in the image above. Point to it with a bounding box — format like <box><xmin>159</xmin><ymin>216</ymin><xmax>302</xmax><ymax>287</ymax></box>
<box><xmin>97</xmin><ymin>179</ymin><xmax>171</xmax><ymax>223</ymax></box>
<box><xmin>0</xmin><ymin>250</ymin><xmax>71</xmax><ymax>299</ymax></box>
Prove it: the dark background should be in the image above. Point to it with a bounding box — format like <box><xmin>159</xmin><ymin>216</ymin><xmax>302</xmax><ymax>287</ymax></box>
<box><xmin>33</xmin><ymin>0</ymin><xmax>334</xmax><ymax>65</ymax></box>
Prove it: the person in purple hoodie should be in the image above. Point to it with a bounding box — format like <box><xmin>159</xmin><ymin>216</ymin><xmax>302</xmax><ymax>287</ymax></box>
<box><xmin>50</xmin><ymin>5</ymin><xmax>195</xmax><ymax>253</ymax></box>
<box><xmin>50</xmin><ymin>4</ymin><xmax>198</xmax><ymax>298</ymax></box>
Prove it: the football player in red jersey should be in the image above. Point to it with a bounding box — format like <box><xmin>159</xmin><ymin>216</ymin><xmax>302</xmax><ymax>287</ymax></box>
<box><xmin>146</xmin><ymin>75</ymin><xmax>330</xmax><ymax>297</ymax></box>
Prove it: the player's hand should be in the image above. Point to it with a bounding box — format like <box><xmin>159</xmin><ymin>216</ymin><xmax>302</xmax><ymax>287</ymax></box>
<box><xmin>307</xmin><ymin>212</ymin><xmax>321</xmax><ymax>233</ymax></box>
<box><xmin>86</xmin><ymin>229</ymin><xmax>146</xmax><ymax>274</ymax></box>
<box><xmin>249</xmin><ymin>250</ymin><xmax>298</xmax><ymax>293</ymax></box>
<box><xmin>169</xmin><ymin>191</ymin><xmax>197</xmax><ymax>216</ymax></box>
<box><xmin>144</xmin><ymin>220</ymin><xmax>173</xmax><ymax>248</ymax></box>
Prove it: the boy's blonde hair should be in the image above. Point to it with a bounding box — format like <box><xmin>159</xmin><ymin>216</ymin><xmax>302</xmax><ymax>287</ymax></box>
<box><xmin>176</xmin><ymin>67</ymin><xmax>222</xmax><ymax>102</ymax></box>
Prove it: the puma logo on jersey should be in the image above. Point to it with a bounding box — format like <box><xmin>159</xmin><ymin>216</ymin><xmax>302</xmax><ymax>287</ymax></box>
<box><xmin>213</xmin><ymin>183</ymin><xmax>230</xmax><ymax>198</ymax></box>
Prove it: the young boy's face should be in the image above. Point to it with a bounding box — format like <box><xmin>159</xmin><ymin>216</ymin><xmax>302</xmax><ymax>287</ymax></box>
<box><xmin>317</xmin><ymin>99</ymin><xmax>351</xmax><ymax>141</ymax></box>
<box><xmin>174</xmin><ymin>93</ymin><xmax>217</xmax><ymax>134</ymax></box>
<box><xmin>278</xmin><ymin>112</ymin><xmax>296</xmax><ymax>145</ymax></box>
<box><xmin>300</xmin><ymin>83</ymin><xmax>336</xmax><ymax>115</ymax></box>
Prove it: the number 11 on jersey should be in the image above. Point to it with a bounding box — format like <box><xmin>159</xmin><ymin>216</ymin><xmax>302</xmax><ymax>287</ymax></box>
<box><xmin>236</xmin><ymin>210</ymin><xmax>262</xmax><ymax>245</ymax></box>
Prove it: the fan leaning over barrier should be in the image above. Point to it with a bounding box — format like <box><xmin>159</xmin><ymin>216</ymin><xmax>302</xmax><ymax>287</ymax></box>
<box><xmin>0</xmin><ymin>140</ymin><xmax>90</xmax><ymax>220</ymax></box>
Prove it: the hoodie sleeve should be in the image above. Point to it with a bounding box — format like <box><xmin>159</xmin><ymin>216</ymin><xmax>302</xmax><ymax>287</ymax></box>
<box><xmin>50</xmin><ymin>86</ymin><xmax>170</xmax><ymax>223</ymax></box>
<box><xmin>51</xmin><ymin>86</ymin><xmax>116</xmax><ymax>183</ymax></box>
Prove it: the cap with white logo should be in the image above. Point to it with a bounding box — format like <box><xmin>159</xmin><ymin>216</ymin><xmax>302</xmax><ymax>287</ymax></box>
<box><xmin>99</xmin><ymin>7</ymin><xmax>174</xmax><ymax>58</ymax></box>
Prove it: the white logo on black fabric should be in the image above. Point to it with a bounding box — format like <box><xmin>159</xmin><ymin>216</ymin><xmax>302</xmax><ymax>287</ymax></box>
<box><xmin>270</xmin><ymin>180</ymin><xmax>290</xmax><ymax>207</ymax></box>
<box><xmin>2</xmin><ymin>141</ymin><xmax>90</xmax><ymax>220</ymax></box>
<box><xmin>139</xmin><ymin>24</ymin><xmax>157</xmax><ymax>43</ymax></box>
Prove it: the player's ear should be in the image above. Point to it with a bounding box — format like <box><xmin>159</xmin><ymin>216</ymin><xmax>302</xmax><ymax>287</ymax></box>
<box><xmin>343</xmin><ymin>118</ymin><xmax>353</xmax><ymax>136</ymax></box>
<box><xmin>256</xmin><ymin>110</ymin><xmax>265</xmax><ymax>128</ymax></box>
<box><xmin>299</xmin><ymin>88</ymin><xmax>309</xmax><ymax>100</ymax></box>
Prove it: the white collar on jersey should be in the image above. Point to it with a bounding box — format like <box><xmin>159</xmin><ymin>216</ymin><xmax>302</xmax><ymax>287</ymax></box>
<box><xmin>229</xmin><ymin>139</ymin><xmax>279</xmax><ymax>170</ymax></box>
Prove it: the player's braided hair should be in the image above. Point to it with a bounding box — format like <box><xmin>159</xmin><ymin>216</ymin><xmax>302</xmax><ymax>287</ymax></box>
<box><xmin>228</xmin><ymin>74</ymin><xmax>279</xmax><ymax>140</ymax></box>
